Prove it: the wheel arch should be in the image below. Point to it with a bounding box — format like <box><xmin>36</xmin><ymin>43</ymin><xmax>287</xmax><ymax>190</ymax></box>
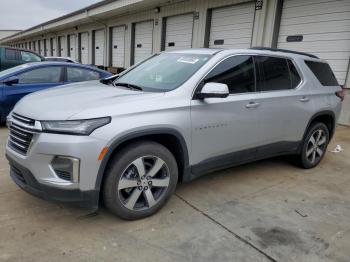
<box><xmin>302</xmin><ymin>110</ymin><xmax>336</xmax><ymax>144</ymax></box>
<box><xmin>94</xmin><ymin>128</ymin><xmax>190</xmax><ymax>191</ymax></box>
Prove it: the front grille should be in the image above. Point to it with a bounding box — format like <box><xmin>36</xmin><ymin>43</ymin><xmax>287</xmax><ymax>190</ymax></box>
<box><xmin>8</xmin><ymin>113</ymin><xmax>37</xmax><ymax>155</ymax></box>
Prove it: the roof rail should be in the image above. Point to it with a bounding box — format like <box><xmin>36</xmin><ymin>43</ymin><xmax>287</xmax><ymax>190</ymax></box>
<box><xmin>250</xmin><ymin>47</ymin><xmax>319</xmax><ymax>59</ymax></box>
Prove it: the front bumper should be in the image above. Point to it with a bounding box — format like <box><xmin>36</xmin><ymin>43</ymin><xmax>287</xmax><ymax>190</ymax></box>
<box><xmin>7</xmin><ymin>154</ymin><xmax>99</xmax><ymax>208</ymax></box>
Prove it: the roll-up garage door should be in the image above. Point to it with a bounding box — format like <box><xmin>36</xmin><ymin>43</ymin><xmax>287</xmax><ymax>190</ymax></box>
<box><xmin>38</xmin><ymin>40</ymin><xmax>43</xmax><ymax>55</ymax></box>
<box><xmin>69</xmin><ymin>34</ymin><xmax>77</xmax><ymax>59</ymax></box>
<box><xmin>209</xmin><ymin>2</ymin><xmax>255</xmax><ymax>48</ymax></box>
<box><xmin>45</xmin><ymin>39</ymin><xmax>50</xmax><ymax>56</ymax></box>
<box><xmin>277</xmin><ymin>0</ymin><xmax>350</xmax><ymax>85</ymax></box>
<box><xmin>59</xmin><ymin>36</ymin><xmax>66</xmax><ymax>57</ymax></box>
<box><xmin>133</xmin><ymin>20</ymin><xmax>153</xmax><ymax>64</ymax></box>
<box><xmin>51</xmin><ymin>38</ymin><xmax>57</xmax><ymax>56</ymax></box>
<box><xmin>164</xmin><ymin>13</ymin><xmax>194</xmax><ymax>51</ymax></box>
<box><xmin>94</xmin><ymin>29</ymin><xmax>105</xmax><ymax>66</ymax></box>
<box><xmin>80</xmin><ymin>32</ymin><xmax>89</xmax><ymax>64</ymax></box>
<box><xmin>111</xmin><ymin>26</ymin><xmax>126</xmax><ymax>68</ymax></box>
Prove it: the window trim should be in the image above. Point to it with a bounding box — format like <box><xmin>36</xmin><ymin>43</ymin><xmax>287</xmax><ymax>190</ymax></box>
<box><xmin>192</xmin><ymin>53</ymin><xmax>304</xmax><ymax>99</ymax></box>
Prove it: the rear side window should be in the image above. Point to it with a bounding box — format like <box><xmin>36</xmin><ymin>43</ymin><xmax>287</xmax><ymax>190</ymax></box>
<box><xmin>5</xmin><ymin>49</ymin><xmax>19</xmax><ymax>60</ymax></box>
<box><xmin>204</xmin><ymin>55</ymin><xmax>256</xmax><ymax>94</ymax></box>
<box><xmin>17</xmin><ymin>67</ymin><xmax>62</xmax><ymax>84</ymax></box>
<box><xmin>67</xmin><ymin>67</ymin><xmax>101</xmax><ymax>82</ymax></box>
<box><xmin>305</xmin><ymin>61</ymin><xmax>338</xmax><ymax>86</ymax></box>
<box><xmin>21</xmin><ymin>51</ymin><xmax>42</xmax><ymax>62</ymax></box>
<box><xmin>256</xmin><ymin>56</ymin><xmax>293</xmax><ymax>91</ymax></box>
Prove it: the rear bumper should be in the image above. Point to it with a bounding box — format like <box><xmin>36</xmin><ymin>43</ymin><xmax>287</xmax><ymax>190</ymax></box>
<box><xmin>7</xmin><ymin>154</ymin><xmax>99</xmax><ymax>209</ymax></box>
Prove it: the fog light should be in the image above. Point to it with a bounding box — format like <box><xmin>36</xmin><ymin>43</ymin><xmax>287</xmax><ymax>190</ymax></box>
<box><xmin>51</xmin><ymin>156</ymin><xmax>80</xmax><ymax>183</ymax></box>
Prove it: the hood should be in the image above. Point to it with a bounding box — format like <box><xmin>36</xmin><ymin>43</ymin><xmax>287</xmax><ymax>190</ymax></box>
<box><xmin>13</xmin><ymin>81</ymin><xmax>165</xmax><ymax>120</ymax></box>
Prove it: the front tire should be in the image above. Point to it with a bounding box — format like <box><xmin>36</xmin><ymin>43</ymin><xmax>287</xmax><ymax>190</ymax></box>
<box><xmin>298</xmin><ymin>122</ymin><xmax>330</xmax><ymax>169</ymax></box>
<box><xmin>103</xmin><ymin>141</ymin><xmax>178</xmax><ymax>220</ymax></box>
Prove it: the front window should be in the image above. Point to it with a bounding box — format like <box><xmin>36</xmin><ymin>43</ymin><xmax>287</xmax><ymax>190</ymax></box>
<box><xmin>114</xmin><ymin>53</ymin><xmax>211</xmax><ymax>92</ymax></box>
<box><xmin>17</xmin><ymin>67</ymin><xmax>62</xmax><ymax>84</ymax></box>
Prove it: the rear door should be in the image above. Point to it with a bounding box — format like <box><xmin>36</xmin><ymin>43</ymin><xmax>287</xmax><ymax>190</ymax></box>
<box><xmin>253</xmin><ymin>56</ymin><xmax>313</xmax><ymax>156</ymax></box>
<box><xmin>2</xmin><ymin>66</ymin><xmax>64</xmax><ymax>117</ymax></box>
<box><xmin>65</xmin><ymin>66</ymin><xmax>102</xmax><ymax>83</ymax></box>
<box><xmin>1</xmin><ymin>48</ymin><xmax>21</xmax><ymax>70</ymax></box>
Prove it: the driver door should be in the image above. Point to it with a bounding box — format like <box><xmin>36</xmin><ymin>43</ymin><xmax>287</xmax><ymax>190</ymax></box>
<box><xmin>190</xmin><ymin>55</ymin><xmax>262</xmax><ymax>173</ymax></box>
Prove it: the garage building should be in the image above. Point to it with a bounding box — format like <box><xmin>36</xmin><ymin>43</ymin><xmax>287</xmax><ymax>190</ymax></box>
<box><xmin>0</xmin><ymin>0</ymin><xmax>349</xmax><ymax>124</ymax></box>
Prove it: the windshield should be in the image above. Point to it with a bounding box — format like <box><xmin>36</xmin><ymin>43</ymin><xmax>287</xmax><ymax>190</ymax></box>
<box><xmin>0</xmin><ymin>64</ymin><xmax>30</xmax><ymax>79</ymax></box>
<box><xmin>114</xmin><ymin>53</ymin><xmax>211</xmax><ymax>92</ymax></box>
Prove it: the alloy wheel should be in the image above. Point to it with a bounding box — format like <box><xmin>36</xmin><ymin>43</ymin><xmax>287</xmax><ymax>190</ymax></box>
<box><xmin>117</xmin><ymin>156</ymin><xmax>170</xmax><ymax>211</ymax></box>
<box><xmin>305</xmin><ymin>129</ymin><xmax>327</xmax><ymax>164</ymax></box>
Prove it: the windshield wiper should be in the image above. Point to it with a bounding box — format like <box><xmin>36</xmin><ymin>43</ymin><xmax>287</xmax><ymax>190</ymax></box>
<box><xmin>114</xmin><ymin>82</ymin><xmax>143</xmax><ymax>91</ymax></box>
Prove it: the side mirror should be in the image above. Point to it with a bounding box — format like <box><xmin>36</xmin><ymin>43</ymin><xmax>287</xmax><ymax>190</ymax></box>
<box><xmin>4</xmin><ymin>76</ymin><xmax>19</xmax><ymax>86</ymax></box>
<box><xmin>197</xmin><ymin>82</ymin><xmax>229</xmax><ymax>99</ymax></box>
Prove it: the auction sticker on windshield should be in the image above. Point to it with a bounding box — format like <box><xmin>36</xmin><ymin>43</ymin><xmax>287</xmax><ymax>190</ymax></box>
<box><xmin>177</xmin><ymin>57</ymin><xmax>200</xmax><ymax>64</ymax></box>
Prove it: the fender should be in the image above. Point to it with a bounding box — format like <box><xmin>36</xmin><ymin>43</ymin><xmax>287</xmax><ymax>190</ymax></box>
<box><xmin>94</xmin><ymin>128</ymin><xmax>190</xmax><ymax>190</ymax></box>
<box><xmin>299</xmin><ymin>110</ymin><xmax>336</xmax><ymax>152</ymax></box>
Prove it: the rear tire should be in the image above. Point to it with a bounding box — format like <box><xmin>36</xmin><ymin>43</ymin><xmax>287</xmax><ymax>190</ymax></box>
<box><xmin>298</xmin><ymin>122</ymin><xmax>330</xmax><ymax>169</ymax></box>
<box><xmin>103</xmin><ymin>141</ymin><xmax>178</xmax><ymax>220</ymax></box>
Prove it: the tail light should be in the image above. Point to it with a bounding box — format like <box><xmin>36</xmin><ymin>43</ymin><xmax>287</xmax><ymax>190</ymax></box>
<box><xmin>335</xmin><ymin>87</ymin><xmax>345</xmax><ymax>102</ymax></box>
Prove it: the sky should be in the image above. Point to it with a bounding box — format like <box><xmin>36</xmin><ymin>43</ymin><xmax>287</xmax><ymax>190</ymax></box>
<box><xmin>0</xmin><ymin>0</ymin><xmax>103</xmax><ymax>30</ymax></box>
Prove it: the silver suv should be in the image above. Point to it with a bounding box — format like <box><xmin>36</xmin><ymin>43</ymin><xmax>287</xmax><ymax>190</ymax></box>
<box><xmin>5</xmin><ymin>48</ymin><xmax>344</xmax><ymax>220</ymax></box>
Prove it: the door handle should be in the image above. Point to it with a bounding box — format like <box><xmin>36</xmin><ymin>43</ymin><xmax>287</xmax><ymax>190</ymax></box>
<box><xmin>245</xmin><ymin>102</ymin><xmax>260</xmax><ymax>109</ymax></box>
<box><xmin>299</xmin><ymin>96</ymin><xmax>310</xmax><ymax>102</ymax></box>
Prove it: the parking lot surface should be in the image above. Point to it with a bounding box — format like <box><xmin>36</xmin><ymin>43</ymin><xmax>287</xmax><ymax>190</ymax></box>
<box><xmin>0</xmin><ymin>126</ymin><xmax>349</xmax><ymax>262</ymax></box>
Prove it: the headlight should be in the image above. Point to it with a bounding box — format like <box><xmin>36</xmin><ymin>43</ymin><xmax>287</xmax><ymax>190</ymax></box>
<box><xmin>41</xmin><ymin>117</ymin><xmax>111</xmax><ymax>135</ymax></box>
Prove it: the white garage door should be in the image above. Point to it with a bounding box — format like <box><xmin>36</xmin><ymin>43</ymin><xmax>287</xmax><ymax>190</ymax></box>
<box><xmin>94</xmin><ymin>29</ymin><xmax>105</xmax><ymax>66</ymax></box>
<box><xmin>134</xmin><ymin>20</ymin><xmax>153</xmax><ymax>64</ymax></box>
<box><xmin>278</xmin><ymin>0</ymin><xmax>350</xmax><ymax>85</ymax></box>
<box><xmin>38</xmin><ymin>40</ymin><xmax>43</xmax><ymax>55</ymax></box>
<box><xmin>112</xmin><ymin>26</ymin><xmax>126</xmax><ymax>68</ymax></box>
<box><xmin>69</xmin><ymin>34</ymin><xmax>77</xmax><ymax>59</ymax></box>
<box><xmin>59</xmin><ymin>36</ymin><xmax>66</xmax><ymax>57</ymax></box>
<box><xmin>209</xmin><ymin>2</ymin><xmax>255</xmax><ymax>48</ymax></box>
<box><xmin>51</xmin><ymin>38</ymin><xmax>57</xmax><ymax>56</ymax></box>
<box><xmin>45</xmin><ymin>39</ymin><xmax>50</xmax><ymax>56</ymax></box>
<box><xmin>80</xmin><ymin>32</ymin><xmax>89</xmax><ymax>64</ymax></box>
<box><xmin>165</xmin><ymin>13</ymin><xmax>194</xmax><ymax>51</ymax></box>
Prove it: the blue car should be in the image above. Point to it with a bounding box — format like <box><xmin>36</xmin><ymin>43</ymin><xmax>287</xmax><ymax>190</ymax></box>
<box><xmin>0</xmin><ymin>62</ymin><xmax>112</xmax><ymax>122</ymax></box>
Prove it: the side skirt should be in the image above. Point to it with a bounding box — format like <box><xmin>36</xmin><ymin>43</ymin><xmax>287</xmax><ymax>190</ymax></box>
<box><xmin>183</xmin><ymin>141</ymin><xmax>300</xmax><ymax>182</ymax></box>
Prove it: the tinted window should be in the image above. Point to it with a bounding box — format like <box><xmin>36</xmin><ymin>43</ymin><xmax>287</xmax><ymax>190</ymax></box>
<box><xmin>67</xmin><ymin>67</ymin><xmax>101</xmax><ymax>82</ymax></box>
<box><xmin>256</xmin><ymin>56</ymin><xmax>292</xmax><ymax>91</ymax></box>
<box><xmin>288</xmin><ymin>60</ymin><xmax>301</xmax><ymax>88</ymax></box>
<box><xmin>204</xmin><ymin>55</ymin><xmax>255</xmax><ymax>94</ymax></box>
<box><xmin>5</xmin><ymin>49</ymin><xmax>19</xmax><ymax>60</ymax></box>
<box><xmin>21</xmin><ymin>51</ymin><xmax>42</xmax><ymax>62</ymax></box>
<box><xmin>17</xmin><ymin>67</ymin><xmax>62</xmax><ymax>84</ymax></box>
<box><xmin>305</xmin><ymin>60</ymin><xmax>338</xmax><ymax>86</ymax></box>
